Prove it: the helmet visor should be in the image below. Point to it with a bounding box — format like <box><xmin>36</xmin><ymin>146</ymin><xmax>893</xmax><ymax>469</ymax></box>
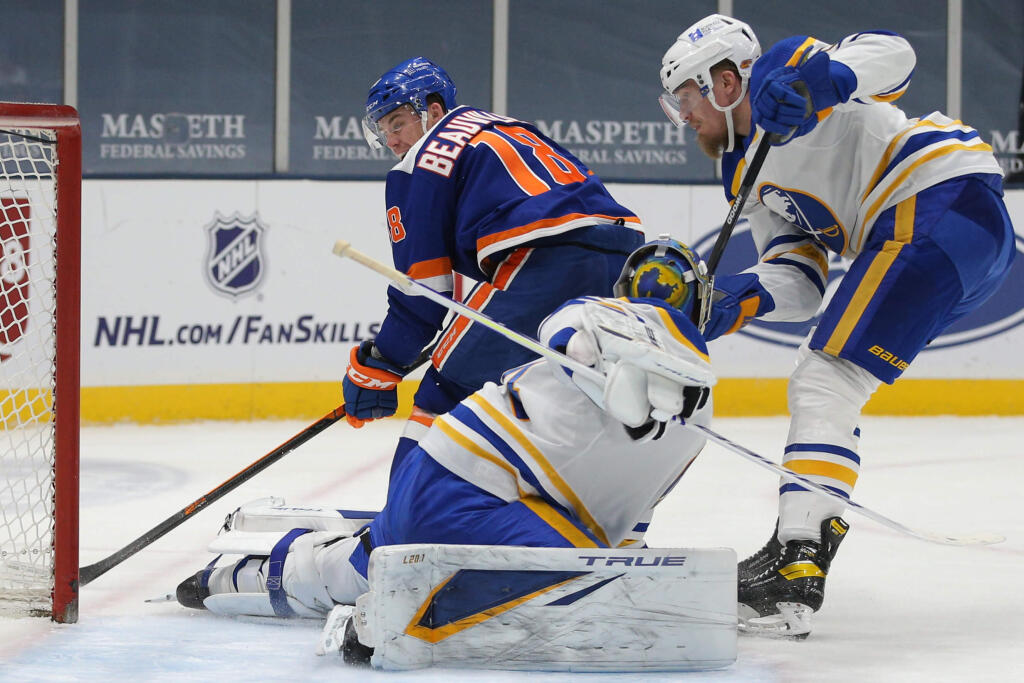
<box><xmin>658</xmin><ymin>85</ymin><xmax>705</xmax><ymax>128</ymax></box>
<box><xmin>362</xmin><ymin>104</ymin><xmax>419</xmax><ymax>151</ymax></box>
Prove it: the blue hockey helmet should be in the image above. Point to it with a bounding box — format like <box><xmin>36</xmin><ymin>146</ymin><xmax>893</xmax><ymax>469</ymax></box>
<box><xmin>362</xmin><ymin>57</ymin><xmax>457</xmax><ymax>150</ymax></box>
<box><xmin>614</xmin><ymin>235</ymin><xmax>713</xmax><ymax>332</ymax></box>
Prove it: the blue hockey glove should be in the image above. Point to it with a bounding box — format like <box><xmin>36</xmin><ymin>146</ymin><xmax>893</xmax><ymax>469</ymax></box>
<box><xmin>703</xmin><ymin>273</ymin><xmax>776</xmax><ymax>342</ymax></box>
<box><xmin>751</xmin><ymin>50</ymin><xmax>856</xmax><ymax>143</ymax></box>
<box><xmin>342</xmin><ymin>340</ymin><xmax>405</xmax><ymax>427</ymax></box>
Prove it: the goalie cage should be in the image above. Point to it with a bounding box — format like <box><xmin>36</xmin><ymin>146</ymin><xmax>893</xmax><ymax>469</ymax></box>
<box><xmin>0</xmin><ymin>103</ymin><xmax>81</xmax><ymax>623</ymax></box>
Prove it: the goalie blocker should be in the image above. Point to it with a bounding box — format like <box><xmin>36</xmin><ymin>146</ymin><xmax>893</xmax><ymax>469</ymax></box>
<box><xmin>320</xmin><ymin>543</ymin><xmax>737</xmax><ymax>672</ymax></box>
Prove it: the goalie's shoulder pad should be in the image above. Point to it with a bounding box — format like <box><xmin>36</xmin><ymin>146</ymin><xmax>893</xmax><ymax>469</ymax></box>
<box><xmin>537</xmin><ymin>296</ymin><xmax>605</xmax><ymax>348</ymax></box>
<box><xmin>623</xmin><ymin>297</ymin><xmax>709</xmax><ymax>359</ymax></box>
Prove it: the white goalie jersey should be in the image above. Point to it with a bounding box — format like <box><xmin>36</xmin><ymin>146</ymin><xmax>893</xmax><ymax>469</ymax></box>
<box><xmin>417</xmin><ymin>297</ymin><xmax>714</xmax><ymax>548</ymax></box>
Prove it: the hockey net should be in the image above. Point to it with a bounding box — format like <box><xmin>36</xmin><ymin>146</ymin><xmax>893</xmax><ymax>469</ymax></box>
<box><xmin>0</xmin><ymin>104</ymin><xmax>80</xmax><ymax>622</ymax></box>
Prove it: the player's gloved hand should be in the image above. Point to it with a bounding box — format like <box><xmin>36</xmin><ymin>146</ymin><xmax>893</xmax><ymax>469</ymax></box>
<box><xmin>342</xmin><ymin>340</ymin><xmax>405</xmax><ymax>428</ymax></box>
<box><xmin>751</xmin><ymin>50</ymin><xmax>856</xmax><ymax>143</ymax></box>
<box><xmin>703</xmin><ymin>273</ymin><xmax>775</xmax><ymax>342</ymax></box>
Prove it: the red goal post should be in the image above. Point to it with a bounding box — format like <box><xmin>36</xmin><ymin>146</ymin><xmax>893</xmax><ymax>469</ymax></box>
<box><xmin>0</xmin><ymin>103</ymin><xmax>80</xmax><ymax>623</ymax></box>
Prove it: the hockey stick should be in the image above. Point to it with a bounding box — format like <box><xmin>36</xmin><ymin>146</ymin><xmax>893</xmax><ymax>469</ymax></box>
<box><xmin>80</xmin><ymin>342</ymin><xmax>439</xmax><ymax>586</ymax></box>
<box><xmin>705</xmin><ymin>133</ymin><xmax>771</xmax><ymax>277</ymax></box>
<box><xmin>687</xmin><ymin>424</ymin><xmax>1004</xmax><ymax>546</ymax></box>
<box><xmin>79</xmin><ymin>406</ymin><xmax>347</xmax><ymax>586</ymax></box>
<box><xmin>333</xmin><ymin>241</ymin><xmax>1005</xmax><ymax>547</ymax></box>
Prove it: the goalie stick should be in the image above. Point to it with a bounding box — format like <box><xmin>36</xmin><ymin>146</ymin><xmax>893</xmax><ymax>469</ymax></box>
<box><xmin>333</xmin><ymin>241</ymin><xmax>1005</xmax><ymax>548</ymax></box>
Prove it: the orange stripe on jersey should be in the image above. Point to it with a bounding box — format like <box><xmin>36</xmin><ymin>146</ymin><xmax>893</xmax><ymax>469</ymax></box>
<box><xmin>432</xmin><ymin>283</ymin><xmax>498</xmax><ymax>369</ymax></box>
<box><xmin>407</xmin><ymin>256</ymin><xmax>453</xmax><ymax>280</ymax></box>
<box><xmin>476</xmin><ymin>213</ymin><xmax>641</xmax><ymax>253</ymax></box>
<box><xmin>492</xmin><ymin>248</ymin><xmax>531</xmax><ymax>290</ymax></box>
<box><xmin>472</xmin><ymin>130</ymin><xmax>551</xmax><ymax>196</ymax></box>
<box><xmin>408</xmin><ymin>406</ymin><xmax>435</xmax><ymax>428</ymax></box>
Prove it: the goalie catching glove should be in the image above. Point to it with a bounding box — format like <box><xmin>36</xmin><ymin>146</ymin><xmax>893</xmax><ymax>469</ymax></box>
<box><xmin>540</xmin><ymin>298</ymin><xmax>714</xmax><ymax>430</ymax></box>
<box><xmin>342</xmin><ymin>340</ymin><xmax>407</xmax><ymax>427</ymax></box>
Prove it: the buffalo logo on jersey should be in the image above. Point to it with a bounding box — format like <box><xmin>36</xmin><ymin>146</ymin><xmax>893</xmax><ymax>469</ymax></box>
<box><xmin>695</xmin><ymin>222</ymin><xmax>1024</xmax><ymax>349</ymax></box>
<box><xmin>0</xmin><ymin>198</ymin><xmax>32</xmax><ymax>362</ymax></box>
<box><xmin>204</xmin><ymin>212</ymin><xmax>268</xmax><ymax>299</ymax></box>
<box><xmin>759</xmin><ymin>185</ymin><xmax>849</xmax><ymax>254</ymax></box>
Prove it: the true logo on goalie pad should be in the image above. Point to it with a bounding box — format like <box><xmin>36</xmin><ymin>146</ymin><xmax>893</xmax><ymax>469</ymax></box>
<box><xmin>204</xmin><ymin>212</ymin><xmax>267</xmax><ymax>299</ymax></box>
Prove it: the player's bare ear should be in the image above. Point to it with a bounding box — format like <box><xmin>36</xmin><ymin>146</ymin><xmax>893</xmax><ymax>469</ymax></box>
<box><xmin>427</xmin><ymin>101</ymin><xmax>446</xmax><ymax>125</ymax></box>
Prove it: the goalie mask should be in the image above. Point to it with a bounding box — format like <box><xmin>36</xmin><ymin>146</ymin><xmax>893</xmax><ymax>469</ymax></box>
<box><xmin>363</xmin><ymin>57</ymin><xmax>458</xmax><ymax>151</ymax></box>
<box><xmin>659</xmin><ymin>14</ymin><xmax>760</xmax><ymax>153</ymax></box>
<box><xmin>614</xmin><ymin>236</ymin><xmax>712</xmax><ymax>333</ymax></box>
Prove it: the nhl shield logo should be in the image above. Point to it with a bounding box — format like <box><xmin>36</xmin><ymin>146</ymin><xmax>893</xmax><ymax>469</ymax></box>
<box><xmin>204</xmin><ymin>212</ymin><xmax>267</xmax><ymax>298</ymax></box>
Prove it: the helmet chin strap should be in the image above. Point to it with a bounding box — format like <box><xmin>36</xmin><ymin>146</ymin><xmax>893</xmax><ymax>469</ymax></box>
<box><xmin>707</xmin><ymin>79</ymin><xmax>749</xmax><ymax>154</ymax></box>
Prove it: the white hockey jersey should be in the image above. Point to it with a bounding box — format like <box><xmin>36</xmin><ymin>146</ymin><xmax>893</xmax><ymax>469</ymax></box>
<box><xmin>725</xmin><ymin>32</ymin><xmax>1004</xmax><ymax>322</ymax></box>
<box><xmin>417</xmin><ymin>297</ymin><xmax>713</xmax><ymax>548</ymax></box>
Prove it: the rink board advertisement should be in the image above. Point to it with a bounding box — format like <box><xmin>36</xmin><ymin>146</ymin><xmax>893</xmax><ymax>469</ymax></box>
<box><xmin>77</xmin><ymin>180</ymin><xmax>1024</xmax><ymax>421</ymax></box>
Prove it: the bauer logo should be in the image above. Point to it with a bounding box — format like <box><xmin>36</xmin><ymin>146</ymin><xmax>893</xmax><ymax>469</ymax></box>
<box><xmin>0</xmin><ymin>198</ymin><xmax>32</xmax><ymax>362</ymax></box>
<box><xmin>694</xmin><ymin>222</ymin><xmax>1024</xmax><ymax>350</ymax></box>
<box><xmin>203</xmin><ymin>212</ymin><xmax>267</xmax><ymax>299</ymax></box>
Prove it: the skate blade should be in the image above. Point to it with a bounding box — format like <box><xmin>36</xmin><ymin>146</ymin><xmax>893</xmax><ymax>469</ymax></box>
<box><xmin>738</xmin><ymin>601</ymin><xmax>813</xmax><ymax>640</ymax></box>
<box><xmin>317</xmin><ymin>604</ymin><xmax>355</xmax><ymax>656</ymax></box>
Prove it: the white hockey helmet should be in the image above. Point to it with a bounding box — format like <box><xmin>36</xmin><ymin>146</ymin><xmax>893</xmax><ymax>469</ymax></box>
<box><xmin>659</xmin><ymin>14</ymin><xmax>760</xmax><ymax>152</ymax></box>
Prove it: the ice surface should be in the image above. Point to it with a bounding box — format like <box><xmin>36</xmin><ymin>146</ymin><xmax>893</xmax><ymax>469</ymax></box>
<box><xmin>2</xmin><ymin>416</ymin><xmax>1023</xmax><ymax>682</ymax></box>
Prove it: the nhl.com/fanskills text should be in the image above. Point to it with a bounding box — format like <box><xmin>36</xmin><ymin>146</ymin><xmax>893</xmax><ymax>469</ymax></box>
<box><xmin>92</xmin><ymin>314</ymin><xmax>380</xmax><ymax>347</ymax></box>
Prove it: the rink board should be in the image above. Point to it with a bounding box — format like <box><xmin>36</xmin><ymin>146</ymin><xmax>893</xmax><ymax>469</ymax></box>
<box><xmin>68</xmin><ymin>180</ymin><xmax>1024</xmax><ymax>422</ymax></box>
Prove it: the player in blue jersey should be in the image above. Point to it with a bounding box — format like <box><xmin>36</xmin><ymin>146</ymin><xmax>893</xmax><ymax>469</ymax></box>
<box><xmin>658</xmin><ymin>15</ymin><xmax>1016</xmax><ymax>636</ymax></box>
<box><xmin>344</xmin><ymin>57</ymin><xmax>645</xmax><ymax>478</ymax></box>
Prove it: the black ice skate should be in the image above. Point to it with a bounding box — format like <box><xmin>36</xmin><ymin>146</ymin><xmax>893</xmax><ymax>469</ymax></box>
<box><xmin>737</xmin><ymin>518</ymin><xmax>782</xmax><ymax>582</ymax></box>
<box><xmin>737</xmin><ymin>516</ymin><xmax>849</xmax><ymax>639</ymax></box>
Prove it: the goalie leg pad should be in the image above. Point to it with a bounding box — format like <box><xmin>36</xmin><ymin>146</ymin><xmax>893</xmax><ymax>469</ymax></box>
<box><xmin>352</xmin><ymin>544</ymin><xmax>737</xmax><ymax>672</ymax></box>
<box><xmin>223</xmin><ymin>496</ymin><xmax>377</xmax><ymax>534</ymax></box>
<box><xmin>200</xmin><ymin>530</ymin><xmax>366</xmax><ymax>618</ymax></box>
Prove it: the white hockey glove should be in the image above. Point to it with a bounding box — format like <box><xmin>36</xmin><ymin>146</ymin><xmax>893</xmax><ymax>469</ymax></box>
<box><xmin>541</xmin><ymin>300</ymin><xmax>715</xmax><ymax>428</ymax></box>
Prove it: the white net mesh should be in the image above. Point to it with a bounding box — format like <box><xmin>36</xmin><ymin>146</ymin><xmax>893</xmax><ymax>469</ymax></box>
<box><xmin>0</xmin><ymin>127</ymin><xmax>59</xmax><ymax>617</ymax></box>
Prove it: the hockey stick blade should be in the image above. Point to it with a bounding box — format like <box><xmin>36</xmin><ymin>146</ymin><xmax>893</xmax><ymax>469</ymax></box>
<box><xmin>686</xmin><ymin>422</ymin><xmax>1005</xmax><ymax>547</ymax></box>
<box><xmin>79</xmin><ymin>405</ymin><xmax>348</xmax><ymax>586</ymax></box>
